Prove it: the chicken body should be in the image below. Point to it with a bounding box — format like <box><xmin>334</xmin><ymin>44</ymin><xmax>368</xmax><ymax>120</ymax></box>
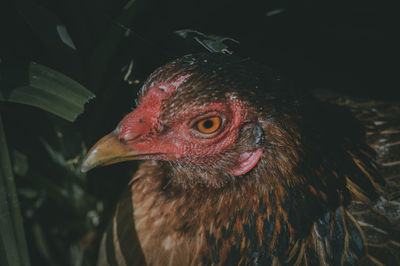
<box><xmin>82</xmin><ymin>53</ymin><xmax>400</xmax><ymax>265</ymax></box>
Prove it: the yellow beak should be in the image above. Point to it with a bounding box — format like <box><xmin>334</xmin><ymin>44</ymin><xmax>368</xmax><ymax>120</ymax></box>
<box><xmin>81</xmin><ymin>131</ymin><xmax>141</xmax><ymax>172</ymax></box>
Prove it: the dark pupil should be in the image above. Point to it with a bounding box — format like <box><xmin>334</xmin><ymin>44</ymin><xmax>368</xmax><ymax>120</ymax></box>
<box><xmin>203</xmin><ymin>120</ymin><xmax>214</xmax><ymax>129</ymax></box>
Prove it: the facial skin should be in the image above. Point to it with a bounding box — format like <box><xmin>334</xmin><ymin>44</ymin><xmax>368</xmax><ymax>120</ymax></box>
<box><xmin>81</xmin><ymin>74</ymin><xmax>263</xmax><ymax>178</ymax></box>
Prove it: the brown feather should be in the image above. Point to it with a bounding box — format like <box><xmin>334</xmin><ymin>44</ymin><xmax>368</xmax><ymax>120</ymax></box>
<box><xmin>93</xmin><ymin>54</ymin><xmax>400</xmax><ymax>265</ymax></box>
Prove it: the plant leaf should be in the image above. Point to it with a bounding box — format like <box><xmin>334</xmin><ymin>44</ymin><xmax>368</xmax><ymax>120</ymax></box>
<box><xmin>0</xmin><ymin>115</ymin><xmax>31</xmax><ymax>266</ymax></box>
<box><xmin>175</xmin><ymin>29</ymin><xmax>239</xmax><ymax>53</ymax></box>
<box><xmin>0</xmin><ymin>62</ymin><xmax>95</xmax><ymax>122</ymax></box>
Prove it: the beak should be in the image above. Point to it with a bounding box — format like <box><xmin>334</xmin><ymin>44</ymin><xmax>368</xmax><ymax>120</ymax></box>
<box><xmin>81</xmin><ymin>131</ymin><xmax>142</xmax><ymax>172</ymax></box>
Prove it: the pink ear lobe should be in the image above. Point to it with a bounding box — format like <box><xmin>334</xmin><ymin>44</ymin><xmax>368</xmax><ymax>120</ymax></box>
<box><xmin>228</xmin><ymin>148</ymin><xmax>263</xmax><ymax>176</ymax></box>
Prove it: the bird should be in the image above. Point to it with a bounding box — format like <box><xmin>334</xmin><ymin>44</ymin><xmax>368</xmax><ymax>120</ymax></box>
<box><xmin>81</xmin><ymin>53</ymin><xmax>400</xmax><ymax>265</ymax></box>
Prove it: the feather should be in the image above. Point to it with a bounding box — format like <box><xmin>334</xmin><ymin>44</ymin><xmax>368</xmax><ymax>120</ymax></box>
<box><xmin>83</xmin><ymin>54</ymin><xmax>400</xmax><ymax>266</ymax></box>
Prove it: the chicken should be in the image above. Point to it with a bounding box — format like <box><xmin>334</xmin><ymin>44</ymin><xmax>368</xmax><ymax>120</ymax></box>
<box><xmin>81</xmin><ymin>53</ymin><xmax>400</xmax><ymax>265</ymax></box>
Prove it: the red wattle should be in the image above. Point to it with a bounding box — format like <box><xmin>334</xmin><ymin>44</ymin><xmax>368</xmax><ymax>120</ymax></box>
<box><xmin>229</xmin><ymin>148</ymin><xmax>263</xmax><ymax>176</ymax></box>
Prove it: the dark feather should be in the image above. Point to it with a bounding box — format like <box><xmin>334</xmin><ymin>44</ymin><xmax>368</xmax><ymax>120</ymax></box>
<box><xmin>96</xmin><ymin>54</ymin><xmax>400</xmax><ymax>266</ymax></box>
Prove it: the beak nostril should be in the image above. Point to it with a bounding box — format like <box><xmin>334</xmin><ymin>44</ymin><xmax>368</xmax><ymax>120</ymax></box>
<box><xmin>119</xmin><ymin>131</ymin><xmax>142</xmax><ymax>143</ymax></box>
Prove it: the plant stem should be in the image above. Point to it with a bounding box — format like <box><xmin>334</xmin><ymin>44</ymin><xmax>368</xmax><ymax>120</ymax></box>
<box><xmin>0</xmin><ymin>113</ymin><xmax>31</xmax><ymax>266</ymax></box>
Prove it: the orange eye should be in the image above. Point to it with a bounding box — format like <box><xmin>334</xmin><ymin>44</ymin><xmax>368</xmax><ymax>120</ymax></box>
<box><xmin>196</xmin><ymin>117</ymin><xmax>222</xmax><ymax>134</ymax></box>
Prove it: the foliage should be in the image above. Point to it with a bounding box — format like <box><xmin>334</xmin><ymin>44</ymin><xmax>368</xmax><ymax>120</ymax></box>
<box><xmin>0</xmin><ymin>62</ymin><xmax>94</xmax><ymax>122</ymax></box>
<box><xmin>0</xmin><ymin>115</ymin><xmax>30</xmax><ymax>266</ymax></box>
<box><xmin>0</xmin><ymin>51</ymin><xmax>94</xmax><ymax>266</ymax></box>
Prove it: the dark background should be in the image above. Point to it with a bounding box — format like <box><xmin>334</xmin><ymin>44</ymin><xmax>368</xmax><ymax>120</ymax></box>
<box><xmin>1</xmin><ymin>0</ymin><xmax>398</xmax><ymax>265</ymax></box>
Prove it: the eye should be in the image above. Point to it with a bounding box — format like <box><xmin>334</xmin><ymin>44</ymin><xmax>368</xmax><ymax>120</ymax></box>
<box><xmin>195</xmin><ymin>116</ymin><xmax>222</xmax><ymax>134</ymax></box>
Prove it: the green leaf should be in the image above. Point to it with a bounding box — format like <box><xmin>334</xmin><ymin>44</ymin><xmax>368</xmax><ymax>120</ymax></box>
<box><xmin>0</xmin><ymin>62</ymin><xmax>95</xmax><ymax>122</ymax></box>
<box><xmin>11</xmin><ymin>150</ymin><xmax>29</xmax><ymax>177</ymax></box>
<box><xmin>175</xmin><ymin>29</ymin><xmax>239</xmax><ymax>53</ymax></box>
<box><xmin>0</xmin><ymin>115</ymin><xmax>31</xmax><ymax>266</ymax></box>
